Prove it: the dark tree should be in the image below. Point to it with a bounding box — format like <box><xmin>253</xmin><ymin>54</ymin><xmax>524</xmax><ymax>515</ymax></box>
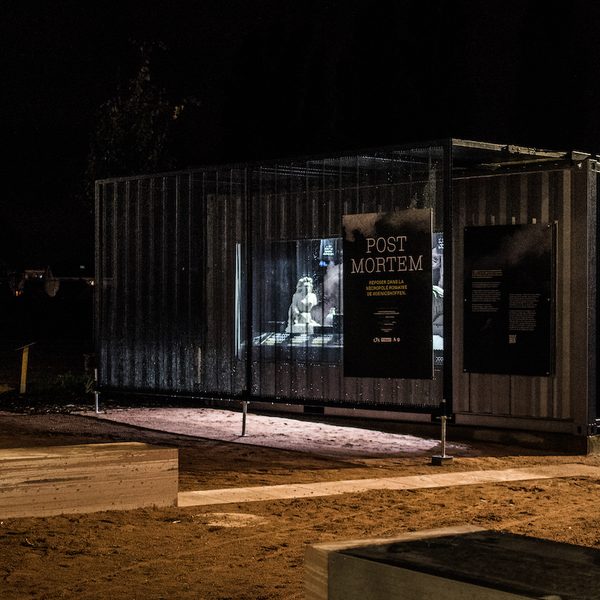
<box><xmin>85</xmin><ymin>44</ymin><xmax>185</xmax><ymax>204</ymax></box>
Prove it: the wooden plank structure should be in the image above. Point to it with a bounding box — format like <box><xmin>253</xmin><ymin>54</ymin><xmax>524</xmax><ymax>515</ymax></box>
<box><xmin>0</xmin><ymin>442</ymin><xmax>178</xmax><ymax>519</ymax></box>
<box><xmin>306</xmin><ymin>525</ymin><xmax>600</xmax><ymax>600</ymax></box>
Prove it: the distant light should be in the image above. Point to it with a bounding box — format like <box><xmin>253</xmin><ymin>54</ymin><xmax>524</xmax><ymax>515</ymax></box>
<box><xmin>80</xmin><ymin>265</ymin><xmax>85</xmax><ymax>269</ymax></box>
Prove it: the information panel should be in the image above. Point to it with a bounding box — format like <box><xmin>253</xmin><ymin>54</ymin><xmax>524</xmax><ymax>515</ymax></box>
<box><xmin>463</xmin><ymin>224</ymin><xmax>554</xmax><ymax>376</ymax></box>
<box><xmin>343</xmin><ymin>210</ymin><xmax>433</xmax><ymax>379</ymax></box>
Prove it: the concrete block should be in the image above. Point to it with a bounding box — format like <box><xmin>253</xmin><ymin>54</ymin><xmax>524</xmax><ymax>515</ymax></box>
<box><xmin>306</xmin><ymin>525</ymin><xmax>600</xmax><ymax>599</ymax></box>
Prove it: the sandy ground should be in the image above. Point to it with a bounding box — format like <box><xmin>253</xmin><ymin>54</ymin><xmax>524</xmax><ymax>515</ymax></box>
<box><xmin>87</xmin><ymin>407</ymin><xmax>474</xmax><ymax>458</ymax></box>
<box><xmin>1</xmin><ymin>407</ymin><xmax>600</xmax><ymax>599</ymax></box>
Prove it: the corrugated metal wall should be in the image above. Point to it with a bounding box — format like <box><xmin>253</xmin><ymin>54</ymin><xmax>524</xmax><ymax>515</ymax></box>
<box><xmin>97</xmin><ymin>145</ymin><xmax>596</xmax><ymax>428</ymax></box>
<box><xmin>96</xmin><ymin>146</ymin><xmax>448</xmax><ymax>410</ymax></box>
<box><xmin>452</xmin><ymin>164</ymin><xmax>593</xmax><ymax>429</ymax></box>
<box><xmin>96</xmin><ymin>169</ymin><xmax>247</xmax><ymax>397</ymax></box>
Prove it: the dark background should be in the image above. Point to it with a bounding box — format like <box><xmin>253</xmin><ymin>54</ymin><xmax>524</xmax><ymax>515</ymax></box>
<box><xmin>3</xmin><ymin>1</ymin><xmax>600</xmax><ymax>270</ymax></box>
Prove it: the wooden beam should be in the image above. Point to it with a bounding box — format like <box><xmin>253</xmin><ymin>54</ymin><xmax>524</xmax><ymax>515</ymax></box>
<box><xmin>0</xmin><ymin>442</ymin><xmax>178</xmax><ymax>519</ymax></box>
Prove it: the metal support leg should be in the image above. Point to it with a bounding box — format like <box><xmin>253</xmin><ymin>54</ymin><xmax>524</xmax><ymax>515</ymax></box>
<box><xmin>241</xmin><ymin>400</ymin><xmax>248</xmax><ymax>437</ymax></box>
<box><xmin>432</xmin><ymin>400</ymin><xmax>453</xmax><ymax>465</ymax></box>
<box><xmin>94</xmin><ymin>368</ymin><xmax>100</xmax><ymax>413</ymax></box>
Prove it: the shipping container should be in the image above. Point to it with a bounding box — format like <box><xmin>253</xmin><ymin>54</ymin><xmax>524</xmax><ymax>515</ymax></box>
<box><xmin>96</xmin><ymin>140</ymin><xmax>599</xmax><ymax>447</ymax></box>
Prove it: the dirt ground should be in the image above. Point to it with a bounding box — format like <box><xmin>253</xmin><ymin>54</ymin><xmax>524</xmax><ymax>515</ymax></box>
<box><xmin>1</xmin><ymin>409</ymin><xmax>600</xmax><ymax>599</ymax></box>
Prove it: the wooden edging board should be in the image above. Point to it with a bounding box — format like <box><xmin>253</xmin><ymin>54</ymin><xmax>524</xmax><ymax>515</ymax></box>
<box><xmin>0</xmin><ymin>442</ymin><xmax>178</xmax><ymax>519</ymax></box>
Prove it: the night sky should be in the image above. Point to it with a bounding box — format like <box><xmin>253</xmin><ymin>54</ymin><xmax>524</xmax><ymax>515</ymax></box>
<box><xmin>3</xmin><ymin>1</ymin><xmax>600</xmax><ymax>272</ymax></box>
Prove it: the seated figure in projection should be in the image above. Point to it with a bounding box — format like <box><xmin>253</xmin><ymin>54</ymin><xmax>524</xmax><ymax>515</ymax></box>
<box><xmin>285</xmin><ymin>276</ymin><xmax>319</xmax><ymax>334</ymax></box>
<box><xmin>432</xmin><ymin>284</ymin><xmax>444</xmax><ymax>349</ymax></box>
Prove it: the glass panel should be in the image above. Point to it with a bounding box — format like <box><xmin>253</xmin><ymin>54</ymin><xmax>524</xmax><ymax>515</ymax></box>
<box><xmin>97</xmin><ymin>143</ymin><xmax>447</xmax><ymax>411</ymax></box>
<box><xmin>248</xmin><ymin>144</ymin><xmax>447</xmax><ymax>409</ymax></box>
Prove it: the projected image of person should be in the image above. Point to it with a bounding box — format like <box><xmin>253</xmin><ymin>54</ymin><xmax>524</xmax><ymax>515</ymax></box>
<box><xmin>432</xmin><ymin>235</ymin><xmax>443</xmax><ymax>287</ymax></box>
<box><xmin>432</xmin><ymin>234</ymin><xmax>444</xmax><ymax>349</ymax></box>
<box><xmin>285</xmin><ymin>276</ymin><xmax>320</xmax><ymax>334</ymax></box>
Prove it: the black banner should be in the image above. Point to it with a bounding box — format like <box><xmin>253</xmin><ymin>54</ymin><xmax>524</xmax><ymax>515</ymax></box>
<box><xmin>463</xmin><ymin>224</ymin><xmax>554</xmax><ymax>376</ymax></box>
<box><xmin>343</xmin><ymin>210</ymin><xmax>433</xmax><ymax>379</ymax></box>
